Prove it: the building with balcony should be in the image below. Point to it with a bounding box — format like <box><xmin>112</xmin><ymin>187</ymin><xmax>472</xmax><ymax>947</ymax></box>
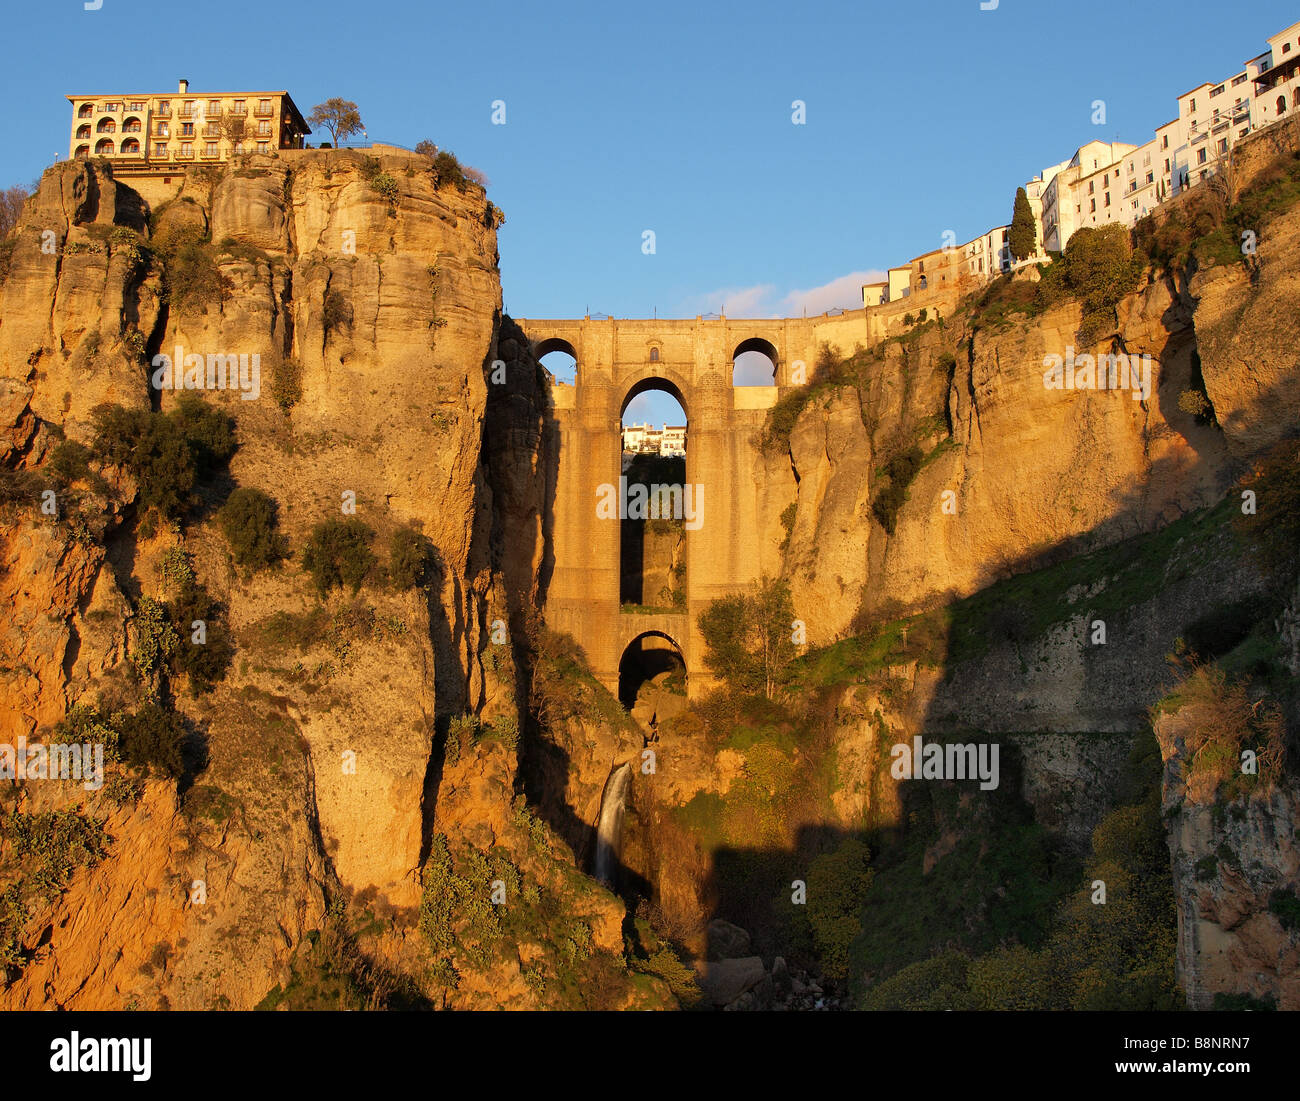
<box><xmin>65</xmin><ymin>79</ymin><xmax>310</xmax><ymax>202</ymax></box>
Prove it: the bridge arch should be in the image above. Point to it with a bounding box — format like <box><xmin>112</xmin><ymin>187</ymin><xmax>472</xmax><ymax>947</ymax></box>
<box><xmin>732</xmin><ymin>336</ymin><xmax>779</xmax><ymax>386</ymax></box>
<box><xmin>535</xmin><ymin>337</ymin><xmax>578</xmax><ymax>385</ymax></box>
<box><xmin>619</xmin><ymin>373</ymin><xmax>691</xmax><ymax>421</ymax></box>
<box><xmin>617</xmin><ymin>630</ymin><xmax>687</xmax><ymax>713</ymax></box>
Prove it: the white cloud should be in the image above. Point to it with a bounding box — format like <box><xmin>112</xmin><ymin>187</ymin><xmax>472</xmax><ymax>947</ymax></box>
<box><xmin>680</xmin><ymin>270</ymin><xmax>887</xmax><ymax>319</ymax></box>
<box><xmin>778</xmin><ymin>270</ymin><xmax>887</xmax><ymax>317</ymax></box>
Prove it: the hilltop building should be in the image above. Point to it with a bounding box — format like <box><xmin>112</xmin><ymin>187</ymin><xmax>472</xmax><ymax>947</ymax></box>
<box><xmin>622</xmin><ymin>423</ymin><xmax>687</xmax><ymax>458</ymax></box>
<box><xmin>65</xmin><ymin>79</ymin><xmax>310</xmax><ymax>203</ymax></box>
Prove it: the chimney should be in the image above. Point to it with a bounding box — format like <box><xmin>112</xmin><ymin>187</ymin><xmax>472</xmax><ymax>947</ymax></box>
<box><xmin>178</xmin><ymin>78</ymin><xmax>189</xmax><ymax>94</ymax></box>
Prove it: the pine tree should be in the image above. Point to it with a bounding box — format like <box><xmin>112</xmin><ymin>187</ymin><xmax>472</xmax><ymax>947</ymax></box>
<box><xmin>1009</xmin><ymin>186</ymin><xmax>1037</xmax><ymax>261</ymax></box>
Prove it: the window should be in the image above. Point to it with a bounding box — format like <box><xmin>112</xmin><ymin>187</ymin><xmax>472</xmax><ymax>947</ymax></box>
<box><xmin>1164</xmin><ymin>158</ymin><xmax>1170</xmax><ymax>172</ymax></box>
<box><xmin>1104</xmin><ymin>192</ymin><xmax>1110</xmax><ymax>206</ymax></box>
<box><xmin>208</xmin><ymin>99</ymin><xmax>221</xmax><ymax>113</ymax></box>
<box><xmin>1146</xmin><ymin>171</ymin><xmax>1154</xmax><ymax>184</ymax></box>
<box><xmin>1285</xmin><ymin>43</ymin><xmax>1293</xmax><ymax>54</ymax></box>
<box><xmin>1090</xmin><ymin>198</ymin><xmax>1096</xmax><ymax>212</ymax></box>
<box><xmin>233</xmin><ymin>142</ymin><xmax>244</xmax><ymax>155</ymax></box>
<box><xmin>257</xmin><ymin>141</ymin><xmax>269</xmax><ymax>153</ymax></box>
<box><xmin>78</xmin><ymin>103</ymin><xmax>93</xmax><ymax>117</ymax></box>
<box><xmin>205</xmin><ymin>142</ymin><xmax>218</xmax><ymax>157</ymax></box>
<box><xmin>180</xmin><ymin>142</ymin><xmax>192</xmax><ymax>157</ymax></box>
<box><xmin>1211</xmin><ymin>85</ymin><xmax>1224</xmax><ymax>97</ymax></box>
<box><xmin>649</xmin><ymin>347</ymin><xmax>659</xmax><ymax>363</ymax></box>
<box><xmin>154</xmin><ymin>143</ymin><xmax>168</xmax><ymax>156</ymax></box>
<box><xmin>1162</xmin><ymin>135</ymin><xmax>1168</xmax><ymax>149</ymax></box>
<box><xmin>130</xmin><ymin>101</ymin><xmax>144</xmax><ymax>111</ymax></box>
<box><xmin>1089</xmin><ymin>181</ymin><xmax>1094</xmax><ymax>194</ymax></box>
<box><xmin>1197</xmin><ymin>148</ymin><xmax>1207</xmax><ymax>164</ymax></box>
<box><xmin>257</xmin><ymin>121</ymin><xmax>272</xmax><ymax>136</ymax></box>
<box><xmin>181</xmin><ymin>123</ymin><xmax>194</xmax><ymax>136</ymax></box>
<box><xmin>1189</xmin><ymin>98</ymin><xmax>1196</xmax><ymax>112</ymax></box>
<box><xmin>1129</xmin><ymin>181</ymin><xmax>1136</xmax><ymax>192</ymax></box>
<box><xmin>104</xmin><ymin>101</ymin><xmax>120</xmax><ymax>112</ymax></box>
<box><xmin>1279</xmin><ymin>95</ymin><xmax>1288</xmax><ymax>115</ymax></box>
<box><xmin>158</xmin><ymin>100</ymin><xmax>170</xmax><ymax>115</ymax></box>
<box><xmin>1218</xmin><ymin>139</ymin><xmax>1228</xmax><ymax>155</ymax></box>
<box><xmin>156</xmin><ymin>123</ymin><xmax>169</xmax><ymax>137</ymax></box>
<box><xmin>76</xmin><ymin>125</ymin><xmax>91</xmax><ymax>139</ymax></box>
<box><xmin>258</xmin><ymin>99</ymin><xmax>271</xmax><ymax>114</ymax></box>
<box><xmin>182</xmin><ymin>100</ymin><xmax>194</xmax><ymax>117</ymax></box>
<box><xmin>1233</xmin><ymin>73</ymin><xmax>1247</xmax><ymax>86</ymax></box>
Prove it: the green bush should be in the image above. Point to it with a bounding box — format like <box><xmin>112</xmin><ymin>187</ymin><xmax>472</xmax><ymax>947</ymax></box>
<box><xmin>871</xmin><ymin>446</ymin><xmax>923</xmax><ymax>534</ymax></box>
<box><xmin>91</xmin><ymin>396</ymin><xmax>234</xmax><ymax>522</ymax></box>
<box><xmin>389</xmin><ymin>526</ymin><xmax>436</xmax><ymax>590</ymax></box>
<box><xmin>271</xmin><ymin>358</ymin><xmax>302</xmax><ymax>413</ymax></box>
<box><xmin>698</xmin><ymin>576</ymin><xmax>797</xmax><ymax>700</ymax></box>
<box><xmin>168</xmin><ymin>579</ymin><xmax>234</xmax><ymax>692</ymax></box>
<box><xmin>301</xmin><ymin>517</ymin><xmax>376</xmax><ymax>597</ymax></box>
<box><xmin>431</xmin><ymin>150</ymin><xmax>468</xmax><ymax>190</ymax></box>
<box><xmin>116</xmin><ymin>701</ymin><xmax>187</xmax><ymax>779</ymax></box>
<box><xmin>218</xmin><ymin>487</ymin><xmax>287</xmax><ymax>571</ymax></box>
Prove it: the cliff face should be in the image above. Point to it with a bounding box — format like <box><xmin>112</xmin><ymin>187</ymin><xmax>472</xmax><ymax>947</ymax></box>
<box><xmin>0</xmin><ymin>152</ymin><xmax>551</xmax><ymax>1008</ymax></box>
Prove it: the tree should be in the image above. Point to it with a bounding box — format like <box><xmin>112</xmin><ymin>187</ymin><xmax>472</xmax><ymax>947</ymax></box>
<box><xmin>0</xmin><ymin>185</ymin><xmax>29</xmax><ymax>239</ymax></box>
<box><xmin>308</xmin><ymin>98</ymin><xmax>364</xmax><ymax>147</ymax></box>
<box><xmin>1009</xmin><ymin>186</ymin><xmax>1037</xmax><ymax>261</ymax></box>
<box><xmin>414</xmin><ymin>140</ymin><xmax>438</xmax><ymax>158</ymax></box>
<box><xmin>698</xmin><ymin>576</ymin><xmax>797</xmax><ymax>699</ymax></box>
<box><xmin>217</xmin><ymin>487</ymin><xmax>287</xmax><ymax>571</ymax></box>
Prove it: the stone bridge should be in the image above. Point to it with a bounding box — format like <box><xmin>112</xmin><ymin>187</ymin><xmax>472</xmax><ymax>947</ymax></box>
<box><xmin>516</xmin><ymin>314</ymin><xmax>876</xmax><ymax>700</ymax></box>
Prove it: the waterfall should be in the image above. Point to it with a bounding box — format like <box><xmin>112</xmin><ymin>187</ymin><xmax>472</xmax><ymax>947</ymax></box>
<box><xmin>594</xmin><ymin>763</ymin><xmax>633</xmax><ymax>887</ymax></box>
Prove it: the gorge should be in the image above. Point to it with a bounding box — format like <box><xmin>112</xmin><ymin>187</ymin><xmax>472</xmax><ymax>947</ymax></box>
<box><xmin>0</xmin><ymin>121</ymin><xmax>1298</xmax><ymax>1012</ymax></box>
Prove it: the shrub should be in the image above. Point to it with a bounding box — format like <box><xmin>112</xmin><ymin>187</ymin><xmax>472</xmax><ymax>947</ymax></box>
<box><xmin>218</xmin><ymin>487</ymin><xmax>287</xmax><ymax>570</ymax></box>
<box><xmin>431</xmin><ymin>150</ymin><xmax>468</xmax><ymax>191</ymax></box>
<box><xmin>168</xmin><ymin>579</ymin><xmax>234</xmax><ymax>691</ymax></box>
<box><xmin>322</xmin><ymin>288</ymin><xmax>352</xmax><ymax>335</ymax></box>
<box><xmin>301</xmin><ymin>517</ymin><xmax>376</xmax><ymax>597</ymax></box>
<box><xmin>47</xmin><ymin>440</ymin><xmax>94</xmax><ymax>486</ymax></box>
<box><xmin>130</xmin><ymin>595</ymin><xmax>178</xmax><ymax>679</ymax></box>
<box><xmin>369</xmin><ymin>172</ymin><xmax>399</xmax><ymax>205</ymax></box>
<box><xmin>91</xmin><ymin>397</ymin><xmax>235</xmax><ymax>522</ymax></box>
<box><xmin>389</xmin><ymin>526</ymin><xmax>436</xmax><ymax>590</ymax></box>
<box><xmin>871</xmin><ymin>445</ymin><xmax>924</xmax><ymax>534</ymax></box>
<box><xmin>117</xmin><ymin>701</ymin><xmax>187</xmax><ymax>779</ymax></box>
<box><xmin>271</xmin><ymin>358</ymin><xmax>302</xmax><ymax>413</ymax></box>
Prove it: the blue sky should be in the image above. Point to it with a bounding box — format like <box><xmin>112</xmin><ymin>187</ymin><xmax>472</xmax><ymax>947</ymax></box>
<box><xmin>2</xmin><ymin>0</ymin><xmax>1295</xmax><ymax>425</ymax></box>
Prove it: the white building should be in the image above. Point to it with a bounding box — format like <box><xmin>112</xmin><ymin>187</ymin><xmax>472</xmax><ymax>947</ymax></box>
<box><xmin>1250</xmin><ymin>21</ymin><xmax>1300</xmax><ymax>132</ymax></box>
<box><xmin>962</xmin><ymin>225</ymin><xmax>1012</xmax><ymax>278</ymax></box>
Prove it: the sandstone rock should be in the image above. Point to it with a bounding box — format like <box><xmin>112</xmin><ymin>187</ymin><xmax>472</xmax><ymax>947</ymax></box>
<box><xmin>706</xmin><ymin>918</ymin><xmax>752</xmax><ymax>961</ymax></box>
<box><xmin>694</xmin><ymin>955</ymin><xmax>767</xmax><ymax>1007</ymax></box>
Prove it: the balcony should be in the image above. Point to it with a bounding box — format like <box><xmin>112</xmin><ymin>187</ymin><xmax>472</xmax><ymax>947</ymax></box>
<box><xmin>155</xmin><ymin>107</ymin><xmax>171</xmax><ymax>117</ymax></box>
<box><xmin>253</xmin><ymin>105</ymin><xmax>274</xmax><ymax>117</ymax></box>
<box><xmin>178</xmin><ymin>108</ymin><xmax>195</xmax><ymax>119</ymax></box>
